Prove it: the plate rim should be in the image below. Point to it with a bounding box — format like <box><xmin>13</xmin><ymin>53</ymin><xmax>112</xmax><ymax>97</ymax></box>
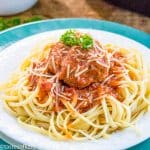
<box><xmin>0</xmin><ymin>18</ymin><xmax>150</xmax><ymax>150</ymax></box>
<box><xmin>0</xmin><ymin>18</ymin><xmax>150</xmax><ymax>50</ymax></box>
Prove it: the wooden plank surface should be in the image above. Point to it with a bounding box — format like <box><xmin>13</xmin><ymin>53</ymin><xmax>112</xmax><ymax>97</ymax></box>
<box><xmin>3</xmin><ymin>0</ymin><xmax>150</xmax><ymax>33</ymax></box>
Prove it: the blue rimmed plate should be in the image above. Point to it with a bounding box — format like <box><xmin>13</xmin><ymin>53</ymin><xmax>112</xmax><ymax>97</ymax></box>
<box><xmin>0</xmin><ymin>18</ymin><xmax>150</xmax><ymax>150</ymax></box>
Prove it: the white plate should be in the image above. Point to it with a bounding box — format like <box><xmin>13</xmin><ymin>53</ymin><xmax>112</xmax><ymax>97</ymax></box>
<box><xmin>0</xmin><ymin>29</ymin><xmax>150</xmax><ymax>150</ymax></box>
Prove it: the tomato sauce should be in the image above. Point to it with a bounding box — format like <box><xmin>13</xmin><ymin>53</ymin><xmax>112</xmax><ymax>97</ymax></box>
<box><xmin>28</xmin><ymin>42</ymin><xmax>126</xmax><ymax>113</ymax></box>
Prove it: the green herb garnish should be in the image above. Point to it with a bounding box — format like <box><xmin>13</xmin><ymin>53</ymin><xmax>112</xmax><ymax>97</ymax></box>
<box><xmin>80</xmin><ymin>34</ymin><xmax>93</xmax><ymax>49</ymax></box>
<box><xmin>0</xmin><ymin>17</ymin><xmax>20</xmax><ymax>31</ymax></box>
<box><xmin>23</xmin><ymin>16</ymin><xmax>42</xmax><ymax>23</ymax></box>
<box><xmin>60</xmin><ymin>30</ymin><xmax>93</xmax><ymax>50</ymax></box>
<box><xmin>0</xmin><ymin>16</ymin><xmax>43</xmax><ymax>31</ymax></box>
<box><xmin>60</xmin><ymin>30</ymin><xmax>80</xmax><ymax>46</ymax></box>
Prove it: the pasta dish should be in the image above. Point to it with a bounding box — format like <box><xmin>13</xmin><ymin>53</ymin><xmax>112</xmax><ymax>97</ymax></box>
<box><xmin>0</xmin><ymin>30</ymin><xmax>150</xmax><ymax>140</ymax></box>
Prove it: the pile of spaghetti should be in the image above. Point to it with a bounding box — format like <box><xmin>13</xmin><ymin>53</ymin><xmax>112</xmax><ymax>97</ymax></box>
<box><xmin>0</xmin><ymin>30</ymin><xmax>150</xmax><ymax>140</ymax></box>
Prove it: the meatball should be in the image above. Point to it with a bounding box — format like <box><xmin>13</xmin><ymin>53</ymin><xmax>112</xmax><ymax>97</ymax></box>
<box><xmin>48</xmin><ymin>42</ymin><xmax>69</xmax><ymax>74</ymax></box>
<box><xmin>48</xmin><ymin>42</ymin><xmax>109</xmax><ymax>88</ymax></box>
<box><xmin>59</xmin><ymin>46</ymin><xmax>109</xmax><ymax>88</ymax></box>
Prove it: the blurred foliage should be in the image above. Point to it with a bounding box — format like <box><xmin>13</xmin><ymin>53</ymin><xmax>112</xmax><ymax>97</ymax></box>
<box><xmin>0</xmin><ymin>16</ymin><xmax>43</xmax><ymax>31</ymax></box>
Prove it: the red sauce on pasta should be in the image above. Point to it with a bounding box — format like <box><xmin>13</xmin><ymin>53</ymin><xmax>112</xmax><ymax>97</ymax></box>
<box><xmin>28</xmin><ymin>42</ymin><xmax>126</xmax><ymax>113</ymax></box>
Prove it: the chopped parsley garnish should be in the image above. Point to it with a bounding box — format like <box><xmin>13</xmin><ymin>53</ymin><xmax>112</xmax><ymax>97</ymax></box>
<box><xmin>0</xmin><ymin>16</ymin><xmax>43</xmax><ymax>31</ymax></box>
<box><xmin>79</xmin><ymin>34</ymin><xmax>93</xmax><ymax>49</ymax></box>
<box><xmin>60</xmin><ymin>30</ymin><xmax>79</xmax><ymax>46</ymax></box>
<box><xmin>60</xmin><ymin>30</ymin><xmax>93</xmax><ymax>50</ymax></box>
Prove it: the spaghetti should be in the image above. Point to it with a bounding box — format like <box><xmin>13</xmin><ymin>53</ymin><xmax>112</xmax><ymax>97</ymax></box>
<box><xmin>0</xmin><ymin>30</ymin><xmax>150</xmax><ymax>140</ymax></box>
